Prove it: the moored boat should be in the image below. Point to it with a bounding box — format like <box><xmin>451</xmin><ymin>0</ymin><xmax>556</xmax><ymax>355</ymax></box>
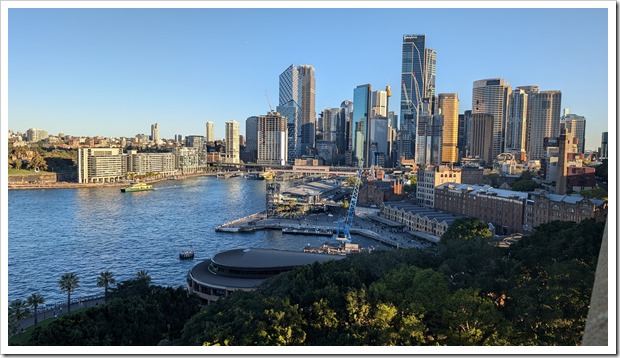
<box><xmin>179</xmin><ymin>248</ymin><xmax>195</xmax><ymax>260</ymax></box>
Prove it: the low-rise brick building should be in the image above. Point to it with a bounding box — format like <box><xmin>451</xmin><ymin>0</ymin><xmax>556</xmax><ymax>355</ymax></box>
<box><xmin>523</xmin><ymin>192</ymin><xmax>607</xmax><ymax>232</ymax></box>
<box><xmin>434</xmin><ymin>183</ymin><xmax>528</xmax><ymax>235</ymax></box>
<box><xmin>380</xmin><ymin>202</ymin><xmax>461</xmax><ymax>242</ymax></box>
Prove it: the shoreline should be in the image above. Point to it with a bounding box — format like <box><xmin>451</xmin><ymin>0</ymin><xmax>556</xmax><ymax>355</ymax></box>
<box><xmin>7</xmin><ymin>172</ymin><xmax>217</xmax><ymax>190</ymax></box>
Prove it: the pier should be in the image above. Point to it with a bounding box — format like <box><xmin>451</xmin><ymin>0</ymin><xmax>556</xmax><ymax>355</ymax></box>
<box><xmin>215</xmin><ymin>210</ymin><xmax>432</xmax><ymax>250</ymax></box>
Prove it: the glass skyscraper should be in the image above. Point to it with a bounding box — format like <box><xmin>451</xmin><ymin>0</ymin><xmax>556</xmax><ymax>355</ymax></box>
<box><xmin>277</xmin><ymin>64</ymin><xmax>316</xmax><ymax>159</ymax></box>
<box><xmin>353</xmin><ymin>84</ymin><xmax>371</xmax><ymax>163</ymax></box>
<box><xmin>399</xmin><ymin>34</ymin><xmax>436</xmax><ymax>161</ymax></box>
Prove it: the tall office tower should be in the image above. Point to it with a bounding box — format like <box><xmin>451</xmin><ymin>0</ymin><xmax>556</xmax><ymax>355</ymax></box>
<box><xmin>371</xmin><ymin>86</ymin><xmax>390</xmax><ymax>118</ymax></box>
<box><xmin>561</xmin><ymin>114</ymin><xmax>586</xmax><ymax>154</ymax></box>
<box><xmin>340</xmin><ymin>100</ymin><xmax>354</xmax><ymax>152</ymax></box>
<box><xmin>555</xmin><ymin>127</ymin><xmax>575</xmax><ymax>195</ymax></box>
<box><xmin>600</xmin><ymin>132</ymin><xmax>608</xmax><ymax>159</ymax></box>
<box><xmin>457</xmin><ymin>113</ymin><xmax>466</xmax><ymax>161</ymax></box>
<box><xmin>257</xmin><ymin>111</ymin><xmax>288</xmax><ymax>166</ymax></box>
<box><xmin>151</xmin><ymin>123</ymin><xmax>160</xmax><ymax>143</ymax></box>
<box><xmin>388</xmin><ymin>111</ymin><xmax>398</xmax><ymax>130</ymax></box>
<box><xmin>205</xmin><ymin>121</ymin><xmax>215</xmax><ymax>143</ymax></box>
<box><xmin>277</xmin><ymin>64</ymin><xmax>316</xmax><ymax>157</ymax></box>
<box><xmin>459</xmin><ymin>110</ymin><xmax>473</xmax><ymax>159</ymax></box>
<box><xmin>320</xmin><ymin>108</ymin><xmax>339</xmax><ymax>143</ymax></box>
<box><xmin>400</xmin><ymin>34</ymin><xmax>436</xmax><ymax>160</ymax></box>
<box><xmin>369</xmin><ymin>116</ymin><xmax>389</xmax><ymax>167</ymax></box>
<box><xmin>438</xmin><ymin>93</ymin><xmax>459</xmax><ymax>163</ymax></box>
<box><xmin>526</xmin><ymin>90</ymin><xmax>562</xmax><ymax>160</ymax></box>
<box><xmin>415</xmin><ymin>98</ymin><xmax>443</xmax><ymax>166</ymax></box>
<box><xmin>336</xmin><ymin>100</ymin><xmax>353</xmax><ymax>165</ymax></box>
<box><xmin>277</xmin><ymin>64</ymin><xmax>300</xmax><ymax>160</ymax></box>
<box><xmin>505</xmin><ymin>88</ymin><xmax>528</xmax><ymax>156</ymax></box>
<box><xmin>472</xmin><ymin>78</ymin><xmax>512</xmax><ymax>159</ymax></box>
<box><xmin>225</xmin><ymin>120</ymin><xmax>240</xmax><ymax>164</ymax></box>
<box><xmin>353</xmin><ymin>84</ymin><xmax>372</xmax><ymax>163</ymax></box>
<box><xmin>299</xmin><ymin>65</ymin><xmax>316</xmax><ymax>155</ymax></box>
<box><xmin>470</xmin><ymin>113</ymin><xmax>494</xmax><ymax>166</ymax></box>
<box><xmin>245</xmin><ymin>116</ymin><xmax>259</xmax><ymax>162</ymax></box>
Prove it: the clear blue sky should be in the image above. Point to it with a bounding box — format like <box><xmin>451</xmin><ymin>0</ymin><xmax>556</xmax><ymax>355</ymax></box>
<box><xmin>7</xmin><ymin>5</ymin><xmax>611</xmax><ymax>151</ymax></box>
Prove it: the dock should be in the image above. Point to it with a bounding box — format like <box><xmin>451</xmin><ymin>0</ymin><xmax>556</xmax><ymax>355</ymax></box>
<box><xmin>215</xmin><ymin>211</ymin><xmax>431</xmax><ymax>250</ymax></box>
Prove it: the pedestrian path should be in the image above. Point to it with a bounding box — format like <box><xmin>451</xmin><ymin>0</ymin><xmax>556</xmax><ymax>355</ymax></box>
<box><xmin>16</xmin><ymin>295</ymin><xmax>105</xmax><ymax>333</ymax></box>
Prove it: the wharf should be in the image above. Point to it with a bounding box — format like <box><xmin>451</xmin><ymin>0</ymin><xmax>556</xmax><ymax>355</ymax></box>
<box><xmin>216</xmin><ymin>211</ymin><xmax>431</xmax><ymax>250</ymax></box>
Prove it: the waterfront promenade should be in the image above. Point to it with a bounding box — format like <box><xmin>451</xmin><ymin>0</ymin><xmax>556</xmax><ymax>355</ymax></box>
<box><xmin>217</xmin><ymin>209</ymin><xmax>433</xmax><ymax>249</ymax></box>
<box><xmin>13</xmin><ymin>295</ymin><xmax>105</xmax><ymax>334</ymax></box>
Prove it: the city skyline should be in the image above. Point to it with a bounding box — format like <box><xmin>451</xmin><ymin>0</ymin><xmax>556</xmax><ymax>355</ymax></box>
<box><xmin>4</xmin><ymin>3</ymin><xmax>613</xmax><ymax>152</ymax></box>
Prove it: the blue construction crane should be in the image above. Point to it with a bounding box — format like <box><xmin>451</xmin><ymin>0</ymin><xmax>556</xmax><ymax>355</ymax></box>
<box><xmin>335</xmin><ymin>160</ymin><xmax>363</xmax><ymax>242</ymax></box>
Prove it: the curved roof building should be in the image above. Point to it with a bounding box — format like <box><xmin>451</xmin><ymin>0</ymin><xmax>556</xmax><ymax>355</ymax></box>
<box><xmin>187</xmin><ymin>248</ymin><xmax>346</xmax><ymax>304</ymax></box>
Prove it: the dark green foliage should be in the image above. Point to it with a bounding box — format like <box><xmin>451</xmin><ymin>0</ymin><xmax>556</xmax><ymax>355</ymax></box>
<box><xmin>441</xmin><ymin>217</ymin><xmax>492</xmax><ymax>242</ymax></box>
<box><xmin>28</xmin><ymin>284</ymin><xmax>201</xmax><ymax>345</ymax></box>
<box><xmin>594</xmin><ymin>159</ymin><xmax>607</xmax><ymax>181</ymax></box>
<box><xmin>511</xmin><ymin>179</ymin><xmax>541</xmax><ymax>192</ymax></box>
<box><xmin>579</xmin><ymin>188</ymin><xmax>608</xmax><ymax>199</ymax></box>
<box><xmin>503</xmin><ymin>219</ymin><xmax>604</xmax><ymax>345</ymax></box>
<box><xmin>182</xmin><ymin>219</ymin><xmax>603</xmax><ymax>346</ymax></box>
<box><xmin>182</xmin><ymin>291</ymin><xmax>306</xmax><ymax>346</ymax></box>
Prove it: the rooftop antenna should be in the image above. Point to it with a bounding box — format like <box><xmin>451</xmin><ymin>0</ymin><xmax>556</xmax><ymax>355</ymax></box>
<box><xmin>265</xmin><ymin>90</ymin><xmax>273</xmax><ymax>112</ymax></box>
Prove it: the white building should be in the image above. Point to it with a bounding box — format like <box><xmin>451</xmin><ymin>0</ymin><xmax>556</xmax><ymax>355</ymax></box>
<box><xmin>416</xmin><ymin>164</ymin><xmax>462</xmax><ymax>208</ymax></box>
<box><xmin>224</xmin><ymin>120</ymin><xmax>240</xmax><ymax>164</ymax></box>
<box><xmin>257</xmin><ymin>112</ymin><xmax>288</xmax><ymax>166</ymax></box>
<box><xmin>78</xmin><ymin>147</ymin><xmax>123</xmax><ymax>183</ymax></box>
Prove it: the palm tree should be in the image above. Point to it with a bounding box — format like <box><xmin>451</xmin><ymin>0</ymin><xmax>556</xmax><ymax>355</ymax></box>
<box><xmin>8</xmin><ymin>299</ymin><xmax>31</xmax><ymax>343</ymax></box>
<box><xmin>136</xmin><ymin>270</ymin><xmax>151</xmax><ymax>284</ymax></box>
<box><xmin>27</xmin><ymin>293</ymin><xmax>45</xmax><ymax>327</ymax></box>
<box><xmin>97</xmin><ymin>271</ymin><xmax>116</xmax><ymax>303</ymax></box>
<box><xmin>58</xmin><ymin>272</ymin><xmax>80</xmax><ymax>313</ymax></box>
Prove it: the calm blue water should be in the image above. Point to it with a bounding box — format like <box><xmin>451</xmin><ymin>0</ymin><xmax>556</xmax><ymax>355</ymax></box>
<box><xmin>8</xmin><ymin>176</ymin><xmax>388</xmax><ymax>306</ymax></box>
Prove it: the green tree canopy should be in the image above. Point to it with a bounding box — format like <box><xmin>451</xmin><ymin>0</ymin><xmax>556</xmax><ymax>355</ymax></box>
<box><xmin>441</xmin><ymin>218</ymin><xmax>493</xmax><ymax>242</ymax></box>
<box><xmin>579</xmin><ymin>188</ymin><xmax>608</xmax><ymax>200</ymax></box>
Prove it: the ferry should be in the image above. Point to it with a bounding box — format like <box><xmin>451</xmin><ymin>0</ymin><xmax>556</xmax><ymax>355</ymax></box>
<box><xmin>121</xmin><ymin>182</ymin><xmax>154</xmax><ymax>193</ymax></box>
<box><xmin>303</xmin><ymin>241</ymin><xmax>364</xmax><ymax>255</ymax></box>
<box><xmin>258</xmin><ymin>171</ymin><xmax>275</xmax><ymax>180</ymax></box>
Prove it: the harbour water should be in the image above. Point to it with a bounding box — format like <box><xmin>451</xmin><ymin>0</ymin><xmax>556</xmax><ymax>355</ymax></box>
<box><xmin>8</xmin><ymin>176</ymin><xmax>390</xmax><ymax>306</ymax></box>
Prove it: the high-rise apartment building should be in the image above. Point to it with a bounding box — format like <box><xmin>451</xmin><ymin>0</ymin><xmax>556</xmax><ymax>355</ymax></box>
<box><xmin>150</xmin><ymin>123</ymin><xmax>160</xmax><ymax>144</ymax></box>
<box><xmin>206</xmin><ymin>121</ymin><xmax>215</xmax><ymax>143</ymax></box>
<box><xmin>257</xmin><ymin>111</ymin><xmax>288</xmax><ymax>166</ymax></box>
<box><xmin>438</xmin><ymin>93</ymin><xmax>459</xmax><ymax>163</ymax></box>
<box><xmin>400</xmin><ymin>34</ymin><xmax>436</xmax><ymax>161</ymax></box>
<box><xmin>472</xmin><ymin>78</ymin><xmax>512</xmax><ymax>159</ymax></box>
<box><xmin>470</xmin><ymin>113</ymin><xmax>494</xmax><ymax>166</ymax></box>
<box><xmin>561</xmin><ymin>114</ymin><xmax>586</xmax><ymax>154</ymax></box>
<box><xmin>526</xmin><ymin>89</ymin><xmax>562</xmax><ymax>160</ymax></box>
<box><xmin>505</xmin><ymin>88</ymin><xmax>529</xmax><ymax>156</ymax></box>
<box><xmin>277</xmin><ymin>64</ymin><xmax>316</xmax><ymax>158</ymax></box>
<box><xmin>26</xmin><ymin>128</ymin><xmax>49</xmax><ymax>142</ymax></box>
<box><xmin>185</xmin><ymin>135</ymin><xmax>205</xmax><ymax>150</ymax></box>
<box><xmin>353</xmin><ymin>84</ymin><xmax>372</xmax><ymax>164</ymax></box>
<box><xmin>77</xmin><ymin>147</ymin><xmax>123</xmax><ymax>183</ymax></box>
<box><xmin>225</xmin><ymin>120</ymin><xmax>240</xmax><ymax>164</ymax></box>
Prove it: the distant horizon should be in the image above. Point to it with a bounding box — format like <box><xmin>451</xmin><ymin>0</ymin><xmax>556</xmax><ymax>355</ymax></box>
<box><xmin>4</xmin><ymin>3</ymin><xmax>614</xmax><ymax>152</ymax></box>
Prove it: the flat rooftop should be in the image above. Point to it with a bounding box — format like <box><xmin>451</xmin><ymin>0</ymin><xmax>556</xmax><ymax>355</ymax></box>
<box><xmin>212</xmin><ymin>248</ymin><xmax>346</xmax><ymax>269</ymax></box>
